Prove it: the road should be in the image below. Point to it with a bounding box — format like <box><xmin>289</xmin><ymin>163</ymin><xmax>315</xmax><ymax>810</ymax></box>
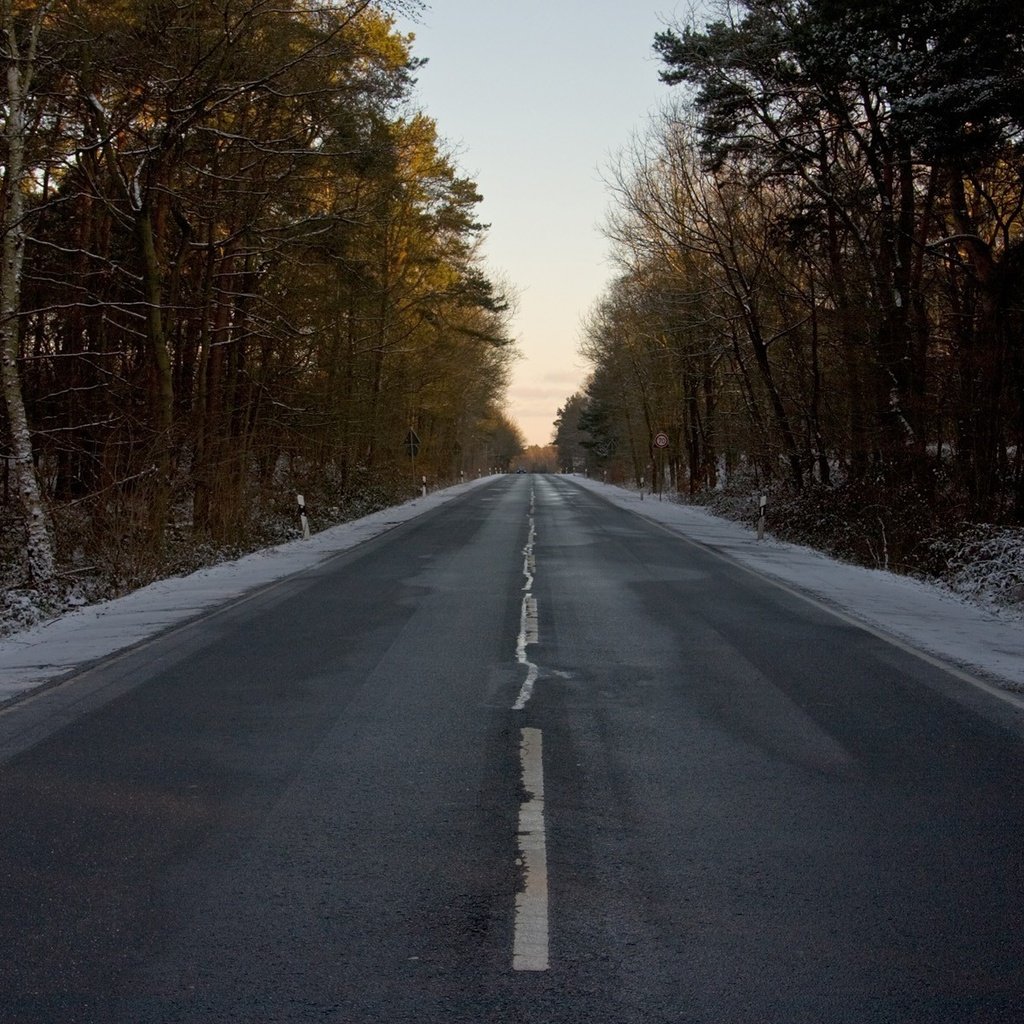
<box><xmin>2</xmin><ymin>474</ymin><xmax>1024</xmax><ymax>1023</ymax></box>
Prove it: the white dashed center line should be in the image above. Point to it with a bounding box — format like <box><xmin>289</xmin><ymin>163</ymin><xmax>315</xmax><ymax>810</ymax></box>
<box><xmin>513</xmin><ymin>488</ymin><xmax>540</xmax><ymax>711</ymax></box>
<box><xmin>513</xmin><ymin>726</ymin><xmax>549</xmax><ymax>971</ymax></box>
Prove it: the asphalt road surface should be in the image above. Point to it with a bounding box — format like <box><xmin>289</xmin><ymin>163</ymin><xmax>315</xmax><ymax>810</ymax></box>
<box><xmin>3</xmin><ymin>475</ymin><xmax>1024</xmax><ymax>1023</ymax></box>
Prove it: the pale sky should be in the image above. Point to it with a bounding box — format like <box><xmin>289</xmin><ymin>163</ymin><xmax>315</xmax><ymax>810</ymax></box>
<box><xmin>395</xmin><ymin>2</ymin><xmax>699</xmax><ymax>446</ymax></box>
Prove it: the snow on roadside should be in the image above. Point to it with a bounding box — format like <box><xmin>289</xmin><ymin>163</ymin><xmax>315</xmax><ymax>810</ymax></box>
<box><xmin>0</xmin><ymin>477</ymin><xmax>497</xmax><ymax>703</ymax></box>
<box><xmin>568</xmin><ymin>476</ymin><xmax>1024</xmax><ymax>695</ymax></box>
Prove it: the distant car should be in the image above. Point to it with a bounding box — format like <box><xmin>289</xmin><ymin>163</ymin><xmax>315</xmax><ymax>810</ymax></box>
<box><xmin>516</xmin><ymin>468</ymin><xmax>526</xmax><ymax>473</ymax></box>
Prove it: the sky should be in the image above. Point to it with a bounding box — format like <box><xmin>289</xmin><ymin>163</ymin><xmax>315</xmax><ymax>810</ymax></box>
<box><xmin>392</xmin><ymin>1</ymin><xmax>701</xmax><ymax>446</ymax></box>
<box><xmin>3</xmin><ymin>476</ymin><xmax>1021</xmax><ymax>705</ymax></box>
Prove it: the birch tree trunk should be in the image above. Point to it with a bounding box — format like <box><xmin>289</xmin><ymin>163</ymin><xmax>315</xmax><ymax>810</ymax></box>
<box><xmin>1</xmin><ymin>0</ymin><xmax>55</xmax><ymax>586</ymax></box>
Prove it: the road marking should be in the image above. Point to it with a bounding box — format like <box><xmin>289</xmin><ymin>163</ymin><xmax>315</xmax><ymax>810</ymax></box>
<box><xmin>637</xmin><ymin>507</ymin><xmax>1024</xmax><ymax>710</ymax></box>
<box><xmin>513</xmin><ymin>488</ymin><xmax>540</xmax><ymax>711</ymax></box>
<box><xmin>513</xmin><ymin>614</ymin><xmax>539</xmax><ymax>710</ymax></box>
<box><xmin>514</xmin><ymin>727</ymin><xmax>549</xmax><ymax>971</ymax></box>
<box><xmin>522</xmin><ymin>518</ymin><xmax>536</xmax><ymax>591</ymax></box>
<box><xmin>511</xmin><ymin>490</ymin><xmax>549</xmax><ymax>969</ymax></box>
<box><xmin>555</xmin><ymin>477</ymin><xmax>1024</xmax><ymax>713</ymax></box>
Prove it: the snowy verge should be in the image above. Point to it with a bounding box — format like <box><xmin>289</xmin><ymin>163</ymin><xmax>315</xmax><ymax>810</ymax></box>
<box><xmin>568</xmin><ymin>476</ymin><xmax>1024</xmax><ymax>696</ymax></box>
<box><xmin>0</xmin><ymin>477</ymin><xmax>497</xmax><ymax>703</ymax></box>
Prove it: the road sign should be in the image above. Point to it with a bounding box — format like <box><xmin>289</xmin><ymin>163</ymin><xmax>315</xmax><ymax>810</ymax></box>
<box><xmin>404</xmin><ymin>428</ymin><xmax>420</xmax><ymax>458</ymax></box>
<box><xmin>653</xmin><ymin>432</ymin><xmax>670</xmax><ymax>449</ymax></box>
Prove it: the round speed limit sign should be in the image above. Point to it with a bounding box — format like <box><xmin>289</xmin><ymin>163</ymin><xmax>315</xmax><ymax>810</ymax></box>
<box><xmin>653</xmin><ymin>432</ymin><xmax>670</xmax><ymax>449</ymax></box>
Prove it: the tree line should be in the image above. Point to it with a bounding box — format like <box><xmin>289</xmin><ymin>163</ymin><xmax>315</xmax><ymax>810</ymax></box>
<box><xmin>1</xmin><ymin>0</ymin><xmax>522</xmax><ymax>595</ymax></box>
<box><xmin>557</xmin><ymin>0</ymin><xmax>1024</xmax><ymax>564</ymax></box>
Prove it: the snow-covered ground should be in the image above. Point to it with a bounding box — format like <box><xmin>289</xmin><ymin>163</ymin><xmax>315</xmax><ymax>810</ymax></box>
<box><xmin>1</xmin><ymin>474</ymin><xmax>1022</xmax><ymax>709</ymax></box>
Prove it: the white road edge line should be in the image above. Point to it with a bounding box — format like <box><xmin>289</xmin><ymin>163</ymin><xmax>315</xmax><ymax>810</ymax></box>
<box><xmin>643</xmin><ymin>513</ymin><xmax>1024</xmax><ymax>711</ymax></box>
<box><xmin>560</xmin><ymin>478</ymin><xmax>1024</xmax><ymax>713</ymax></box>
<box><xmin>513</xmin><ymin>726</ymin><xmax>550</xmax><ymax>972</ymax></box>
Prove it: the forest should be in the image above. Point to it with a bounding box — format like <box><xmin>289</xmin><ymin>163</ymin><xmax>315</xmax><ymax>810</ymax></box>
<box><xmin>1</xmin><ymin>0</ymin><xmax>523</xmax><ymax>630</ymax></box>
<box><xmin>557</xmin><ymin>0</ymin><xmax>1024</xmax><ymax>595</ymax></box>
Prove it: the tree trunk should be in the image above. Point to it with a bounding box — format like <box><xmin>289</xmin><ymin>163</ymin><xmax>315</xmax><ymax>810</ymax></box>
<box><xmin>1</xmin><ymin>2</ymin><xmax>55</xmax><ymax>585</ymax></box>
<box><xmin>737</xmin><ymin>294</ymin><xmax>804</xmax><ymax>490</ymax></box>
<box><xmin>807</xmin><ymin>272</ymin><xmax>830</xmax><ymax>486</ymax></box>
<box><xmin>136</xmin><ymin>203</ymin><xmax>174</xmax><ymax>546</ymax></box>
<box><xmin>948</xmin><ymin>171</ymin><xmax>1006</xmax><ymax>517</ymax></box>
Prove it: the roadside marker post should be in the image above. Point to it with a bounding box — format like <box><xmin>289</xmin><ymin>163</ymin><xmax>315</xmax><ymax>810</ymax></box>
<box><xmin>653</xmin><ymin>431</ymin><xmax>670</xmax><ymax>501</ymax></box>
<box><xmin>757</xmin><ymin>493</ymin><xmax>767</xmax><ymax>541</ymax></box>
<box><xmin>296</xmin><ymin>493</ymin><xmax>311</xmax><ymax>540</ymax></box>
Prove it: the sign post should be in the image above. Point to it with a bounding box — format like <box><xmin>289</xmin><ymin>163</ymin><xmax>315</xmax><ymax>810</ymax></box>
<box><xmin>405</xmin><ymin>428</ymin><xmax>421</xmax><ymax>495</ymax></box>
<box><xmin>653</xmin><ymin>431</ymin><xmax>669</xmax><ymax>501</ymax></box>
